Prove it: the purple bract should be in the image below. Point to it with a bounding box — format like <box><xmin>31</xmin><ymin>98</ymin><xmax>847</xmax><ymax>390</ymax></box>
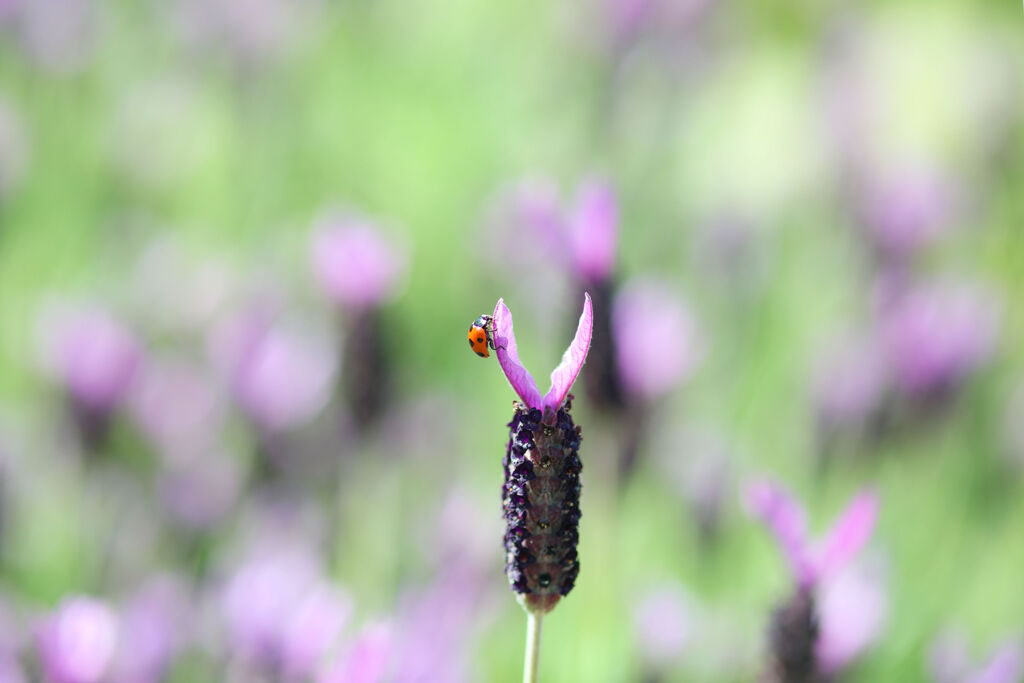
<box><xmin>492</xmin><ymin>293</ymin><xmax>594</xmax><ymax>421</ymax></box>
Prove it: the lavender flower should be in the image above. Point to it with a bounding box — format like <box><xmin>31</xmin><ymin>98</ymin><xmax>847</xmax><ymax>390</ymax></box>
<box><xmin>311</xmin><ymin>215</ymin><xmax>407</xmax><ymax>313</ymax></box>
<box><xmin>0</xmin><ymin>595</ymin><xmax>23</xmax><ymax>683</ymax></box>
<box><xmin>746</xmin><ymin>480</ymin><xmax>881</xmax><ymax>681</ymax></box>
<box><xmin>860</xmin><ymin>167</ymin><xmax>958</xmax><ymax>263</ymax></box>
<box><xmin>810</xmin><ymin>332</ymin><xmax>887</xmax><ymax>441</ymax></box>
<box><xmin>38</xmin><ymin>303</ymin><xmax>143</xmax><ymax>451</ymax></box>
<box><xmin>36</xmin><ymin>596</ymin><xmax>119</xmax><ymax>683</ymax></box>
<box><xmin>612</xmin><ymin>279</ymin><xmax>702</xmax><ymax>404</ymax></box>
<box><xmin>318</xmin><ymin>622</ymin><xmax>393</xmax><ymax>683</ymax></box>
<box><xmin>210</xmin><ymin>307</ymin><xmax>337</xmax><ymax>436</ymax></box>
<box><xmin>128</xmin><ymin>355</ymin><xmax>226</xmax><ymax>460</ymax></box>
<box><xmin>929</xmin><ymin>631</ymin><xmax>1023</xmax><ymax>683</ymax></box>
<box><xmin>110</xmin><ymin>575</ymin><xmax>190</xmax><ymax>683</ymax></box>
<box><xmin>493</xmin><ymin>293</ymin><xmax>593</xmax><ymax>614</ymax></box>
<box><xmin>220</xmin><ymin>545</ymin><xmax>349</xmax><ymax>677</ymax></box>
<box><xmin>311</xmin><ymin>214</ymin><xmax>407</xmax><ymax>430</ymax></box>
<box><xmin>0</xmin><ymin>653</ymin><xmax>25</xmax><ymax>683</ymax></box>
<box><xmin>632</xmin><ymin>584</ymin><xmax>693</xmax><ymax>673</ymax></box>
<box><xmin>878</xmin><ymin>280</ymin><xmax>1000</xmax><ymax>405</ymax></box>
<box><xmin>9</xmin><ymin>0</ymin><xmax>95</xmax><ymax>73</ymax></box>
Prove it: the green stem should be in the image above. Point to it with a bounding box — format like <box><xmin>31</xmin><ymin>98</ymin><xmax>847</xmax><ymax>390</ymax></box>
<box><xmin>523</xmin><ymin>610</ymin><xmax>543</xmax><ymax>683</ymax></box>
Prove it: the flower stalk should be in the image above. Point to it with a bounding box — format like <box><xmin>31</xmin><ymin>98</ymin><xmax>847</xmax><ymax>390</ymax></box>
<box><xmin>524</xmin><ymin>611</ymin><xmax>542</xmax><ymax>683</ymax></box>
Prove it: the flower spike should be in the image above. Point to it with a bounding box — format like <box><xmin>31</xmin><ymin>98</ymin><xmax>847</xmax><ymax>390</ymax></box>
<box><xmin>489</xmin><ymin>293</ymin><xmax>593</xmax><ymax>615</ymax></box>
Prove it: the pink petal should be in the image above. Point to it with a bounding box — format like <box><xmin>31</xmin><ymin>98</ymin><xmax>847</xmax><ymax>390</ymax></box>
<box><xmin>612</xmin><ymin>279</ymin><xmax>702</xmax><ymax>401</ymax></box>
<box><xmin>745</xmin><ymin>480</ymin><xmax>814</xmax><ymax>588</ymax></box>
<box><xmin>543</xmin><ymin>292</ymin><xmax>594</xmax><ymax>414</ymax></box>
<box><xmin>815</xmin><ymin>561</ymin><xmax>887</xmax><ymax>675</ymax></box>
<box><xmin>492</xmin><ymin>299</ymin><xmax>542</xmax><ymax>410</ymax></box>
<box><xmin>815</xmin><ymin>489</ymin><xmax>878</xmax><ymax>582</ymax></box>
<box><xmin>965</xmin><ymin>641</ymin><xmax>1024</xmax><ymax>683</ymax></box>
<box><xmin>566</xmin><ymin>180</ymin><xmax>618</xmax><ymax>283</ymax></box>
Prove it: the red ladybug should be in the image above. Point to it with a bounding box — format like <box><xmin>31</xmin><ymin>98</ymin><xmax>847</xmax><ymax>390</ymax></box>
<box><xmin>467</xmin><ymin>314</ymin><xmax>497</xmax><ymax>358</ymax></box>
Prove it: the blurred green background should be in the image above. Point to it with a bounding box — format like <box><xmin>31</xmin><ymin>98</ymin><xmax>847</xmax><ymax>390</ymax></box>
<box><xmin>0</xmin><ymin>0</ymin><xmax>1023</xmax><ymax>681</ymax></box>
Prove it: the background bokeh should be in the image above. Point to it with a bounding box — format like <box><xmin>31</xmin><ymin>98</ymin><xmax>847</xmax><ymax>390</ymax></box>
<box><xmin>0</xmin><ymin>0</ymin><xmax>1022</xmax><ymax>681</ymax></box>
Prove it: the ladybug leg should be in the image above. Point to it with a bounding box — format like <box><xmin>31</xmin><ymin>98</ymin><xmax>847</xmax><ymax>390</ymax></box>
<box><xmin>486</xmin><ymin>321</ymin><xmax>507</xmax><ymax>352</ymax></box>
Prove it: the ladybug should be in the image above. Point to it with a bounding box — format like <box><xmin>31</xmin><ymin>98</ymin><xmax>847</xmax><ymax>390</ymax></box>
<box><xmin>467</xmin><ymin>314</ymin><xmax>497</xmax><ymax>358</ymax></box>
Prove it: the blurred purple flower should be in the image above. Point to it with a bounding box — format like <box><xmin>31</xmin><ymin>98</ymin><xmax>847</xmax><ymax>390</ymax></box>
<box><xmin>211</xmin><ymin>308</ymin><xmax>337</xmax><ymax>434</ymax></box>
<box><xmin>861</xmin><ymin>167</ymin><xmax>958</xmax><ymax>262</ymax></box>
<box><xmin>110</xmin><ymin>576</ymin><xmax>190</xmax><ymax>683</ymax></box>
<box><xmin>279</xmin><ymin>582</ymin><xmax>353</xmax><ymax>679</ymax></box>
<box><xmin>391</xmin><ymin>562</ymin><xmax>492</xmax><ymax>682</ymax></box>
<box><xmin>746</xmin><ymin>480</ymin><xmax>878</xmax><ymax>592</ymax></box>
<box><xmin>604</xmin><ymin>0</ymin><xmax>657</xmax><ymax>47</ymax></box>
<box><xmin>930</xmin><ymin>631</ymin><xmax>1024</xmax><ymax>683</ymax></box>
<box><xmin>166</xmin><ymin>0</ymin><xmax>317</xmax><ymax>68</ymax></box>
<box><xmin>493</xmin><ymin>293</ymin><xmax>593</xmax><ymax>419</ymax></box>
<box><xmin>511</xmin><ymin>178</ymin><xmax>619</xmax><ymax>285</ymax></box>
<box><xmin>811</xmin><ymin>333</ymin><xmax>887</xmax><ymax>434</ymax></box>
<box><xmin>815</xmin><ymin>559</ymin><xmax>888</xmax><ymax>675</ymax></box>
<box><xmin>36</xmin><ymin>596</ymin><xmax>119</xmax><ymax>683</ymax></box>
<box><xmin>158</xmin><ymin>450</ymin><xmax>241</xmax><ymax>530</ymax></box>
<box><xmin>12</xmin><ymin>0</ymin><xmax>95</xmax><ymax>73</ymax></box>
<box><xmin>565</xmin><ymin>180</ymin><xmax>619</xmax><ymax>285</ymax></box>
<box><xmin>311</xmin><ymin>214</ymin><xmax>408</xmax><ymax>312</ymax></box>
<box><xmin>38</xmin><ymin>303</ymin><xmax>142</xmax><ymax>423</ymax></box>
<box><xmin>879</xmin><ymin>281</ymin><xmax>1000</xmax><ymax>403</ymax></box>
<box><xmin>632</xmin><ymin>584</ymin><xmax>693</xmax><ymax>670</ymax></box>
<box><xmin>128</xmin><ymin>355</ymin><xmax>225</xmax><ymax>461</ymax></box>
<box><xmin>612</xmin><ymin>279</ymin><xmax>703</xmax><ymax>402</ymax></box>
<box><xmin>0</xmin><ymin>652</ymin><xmax>25</xmax><ymax>683</ymax></box>
<box><xmin>221</xmin><ymin>545</ymin><xmax>349</xmax><ymax>676</ymax></box>
<box><xmin>656</xmin><ymin>423</ymin><xmax>733</xmax><ymax>543</ymax></box>
<box><xmin>318</xmin><ymin>621</ymin><xmax>393</xmax><ymax>683</ymax></box>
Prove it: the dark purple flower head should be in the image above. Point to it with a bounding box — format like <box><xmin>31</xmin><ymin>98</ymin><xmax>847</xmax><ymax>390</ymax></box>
<box><xmin>311</xmin><ymin>214</ymin><xmax>408</xmax><ymax>312</ymax></box>
<box><xmin>879</xmin><ymin>280</ymin><xmax>1000</xmax><ymax>402</ymax></box>
<box><xmin>492</xmin><ymin>293</ymin><xmax>594</xmax><ymax>422</ymax></box>
<box><xmin>746</xmin><ymin>480</ymin><xmax>878</xmax><ymax>592</ymax></box>
<box><xmin>612</xmin><ymin>279</ymin><xmax>703</xmax><ymax>402</ymax></box>
<box><xmin>35</xmin><ymin>596</ymin><xmax>119</xmax><ymax>683</ymax></box>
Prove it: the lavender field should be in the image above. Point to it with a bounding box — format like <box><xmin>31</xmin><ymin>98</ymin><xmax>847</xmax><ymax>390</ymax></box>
<box><xmin>0</xmin><ymin>0</ymin><xmax>1022</xmax><ymax>681</ymax></box>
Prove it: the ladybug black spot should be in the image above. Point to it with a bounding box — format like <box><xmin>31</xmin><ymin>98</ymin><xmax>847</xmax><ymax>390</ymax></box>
<box><xmin>475</xmin><ymin>350</ymin><xmax>486</xmax><ymax>357</ymax></box>
<box><xmin>476</xmin><ymin>335</ymin><xmax>485</xmax><ymax>343</ymax></box>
